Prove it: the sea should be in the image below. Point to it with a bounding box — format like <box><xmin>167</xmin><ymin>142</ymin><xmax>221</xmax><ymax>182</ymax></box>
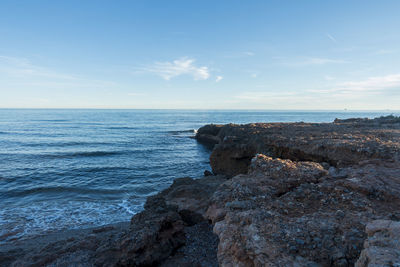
<box><xmin>0</xmin><ymin>109</ymin><xmax>399</xmax><ymax>243</ymax></box>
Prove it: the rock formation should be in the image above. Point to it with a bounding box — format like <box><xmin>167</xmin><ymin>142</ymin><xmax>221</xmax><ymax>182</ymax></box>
<box><xmin>195</xmin><ymin>116</ymin><xmax>400</xmax><ymax>266</ymax></box>
<box><xmin>196</xmin><ymin>116</ymin><xmax>400</xmax><ymax>176</ymax></box>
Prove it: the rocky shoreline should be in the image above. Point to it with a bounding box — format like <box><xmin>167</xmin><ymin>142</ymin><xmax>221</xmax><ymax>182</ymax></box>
<box><xmin>1</xmin><ymin>116</ymin><xmax>399</xmax><ymax>266</ymax></box>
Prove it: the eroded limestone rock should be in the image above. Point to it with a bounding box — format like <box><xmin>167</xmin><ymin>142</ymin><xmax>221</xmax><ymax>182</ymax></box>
<box><xmin>356</xmin><ymin>220</ymin><xmax>400</xmax><ymax>267</ymax></box>
<box><xmin>207</xmin><ymin>155</ymin><xmax>400</xmax><ymax>266</ymax></box>
<box><xmin>196</xmin><ymin>116</ymin><xmax>400</xmax><ymax>176</ymax></box>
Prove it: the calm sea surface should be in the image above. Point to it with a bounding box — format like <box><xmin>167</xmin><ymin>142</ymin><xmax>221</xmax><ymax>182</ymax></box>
<box><xmin>0</xmin><ymin>109</ymin><xmax>398</xmax><ymax>243</ymax></box>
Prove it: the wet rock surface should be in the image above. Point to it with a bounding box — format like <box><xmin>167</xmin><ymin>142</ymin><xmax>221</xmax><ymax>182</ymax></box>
<box><xmin>2</xmin><ymin>115</ymin><xmax>400</xmax><ymax>266</ymax></box>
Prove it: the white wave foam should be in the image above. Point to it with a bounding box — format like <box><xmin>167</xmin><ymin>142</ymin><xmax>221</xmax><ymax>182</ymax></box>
<box><xmin>0</xmin><ymin>198</ymin><xmax>144</xmax><ymax>244</ymax></box>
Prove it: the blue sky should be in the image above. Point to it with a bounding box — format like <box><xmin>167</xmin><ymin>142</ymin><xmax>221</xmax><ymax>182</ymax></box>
<box><xmin>0</xmin><ymin>1</ymin><xmax>399</xmax><ymax>109</ymax></box>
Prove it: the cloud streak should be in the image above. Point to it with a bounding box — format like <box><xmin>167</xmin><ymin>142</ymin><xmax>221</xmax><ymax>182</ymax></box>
<box><xmin>375</xmin><ymin>49</ymin><xmax>395</xmax><ymax>55</ymax></box>
<box><xmin>309</xmin><ymin>73</ymin><xmax>400</xmax><ymax>95</ymax></box>
<box><xmin>339</xmin><ymin>74</ymin><xmax>400</xmax><ymax>92</ymax></box>
<box><xmin>0</xmin><ymin>55</ymin><xmax>117</xmax><ymax>89</ymax></box>
<box><xmin>231</xmin><ymin>73</ymin><xmax>400</xmax><ymax>109</ymax></box>
<box><xmin>0</xmin><ymin>56</ymin><xmax>75</xmax><ymax>80</ymax></box>
<box><xmin>244</xmin><ymin>51</ymin><xmax>255</xmax><ymax>56</ymax></box>
<box><xmin>215</xmin><ymin>76</ymin><xmax>223</xmax><ymax>82</ymax></box>
<box><xmin>326</xmin><ymin>33</ymin><xmax>337</xmax><ymax>43</ymax></box>
<box><xmin>143</xmin><ymin>57</ymin><xmax>210</xmax><ymax>80</ymax></box>
<box><xmin>282</xmin><ymin>57</ymin><xmax>349</xmax><ymax>67</ymax></box>
<box><xmin>234</xmin><ymin>91</ymin><xmax>304</xmax><ymax>103</ymax></box>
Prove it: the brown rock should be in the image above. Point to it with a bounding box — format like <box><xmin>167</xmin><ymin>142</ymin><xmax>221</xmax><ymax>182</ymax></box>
<box><xmin>95</xmin><ymin>206</ymin><xmax>186</xmax><ymax>266</ymax></box>
<box><xmin>206</xmin><ymin>154</ymin><xmax>400</xmax><ymax>266</ymax></box>
<box><xmin>195</xmin><ymin>124</ymin><xmax>224</xmax><ymax>146</ymax></box>
<box><xmin>356</xmin><ymin>220</ymin><xmax>400</xmax><ymax>266</ymax></box>
<box><xmin>199</xmin><ymin>116</ymin><xmax>400</xmax><ymax>176</ymax></box>
<box><xmin>210</xmin><ymin>144</ymin><xmax>256</xmax><ymax>176</ymax></box>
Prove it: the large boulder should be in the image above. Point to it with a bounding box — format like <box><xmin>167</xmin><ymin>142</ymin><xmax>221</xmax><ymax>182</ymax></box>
<box><xmin>94</xmin><ymin>197</ymin><xmax>187</xmax><ymax>266</ymax></box>
<box><xmin>206</xmin><ymin>155</ymin><xmax>400</xmax><ymax>266</ymax></box>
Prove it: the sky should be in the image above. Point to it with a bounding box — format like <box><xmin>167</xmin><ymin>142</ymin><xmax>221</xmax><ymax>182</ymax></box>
<box><xmin>0</xmin><ymin>0</ymin><xmax>400</xmax><ymax>110</ymax></box>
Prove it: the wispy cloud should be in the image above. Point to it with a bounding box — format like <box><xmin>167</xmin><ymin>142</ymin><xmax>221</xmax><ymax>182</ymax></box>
<box><xmin>324</xmin><ymin>75</ymin><xmax>335</xmax><ymax>81</ymax></box>
<box><xmin>0</xmin><ymin>55</ymin><xmax>117</xmax><ymax>89</ymax></box>
<box><xmin>232</xmin><ymin>74</ymin><xmax>400</xmax><ymax>108</ymax></box>
<box><xmin>244</xmin><ymin>51</ymin><xmax>255</xmax><ymax>56</ymax></box>
<box><xmin>375</xmin><ymin>49</ymin><xmax>395</xmax><ymax>55</ymax></box>
<box><xmin>338</xmin><ymin>74</ymin><xmax>400</xmax><ymax>92</ymax></box>
<box><xmin>223</xmin><ymin>51</ymin><xmax>256</xmax><ymax>58</ymax></box>
<box><xmin>128</xmin><ymin>92</ymin><xmax>145</xmax><ymax>96</ymax></box>
<box><xmin>326</xmin><ymin>33</ymin><xmax>337</xmax><ymax>43</ymax></box>
<box><xmin>229</xmin><ymin>90</ymin><xmax>342</xmax><ymax>109</ymax></box>
<box><xmin>143</xmin><ymin>57</ymin><xmax>210</xmax><ymax>80</ymax></box>
<box><xmin>309</xmin><ymin>73</ymin><xmax>400</xmax><ymax>95</ymax></box>
<box><xmin>282</xmin><ymin>57</ymin><xmax>349</xmax><ymax>67</ymax></box>
<box><xmin>243</xmin><ymin>70</ymin><xmax>259</xmax><ymax>78</ymax></box>
<box><xmin>0</xmin><ymin>56</ymin><xmax>75</xmax><ymax>80</ymax></box>
<box><xmin>234</xmin><ymin>91</ymin><xmax>304</xmax><ymax>102</ymax></box>
<box><xmin>215</xmin><ymin>76</ymin><xmax>223</xmax><ymax>82</ymax></box>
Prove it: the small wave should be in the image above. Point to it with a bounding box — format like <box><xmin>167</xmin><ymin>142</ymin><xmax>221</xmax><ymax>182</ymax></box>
<box><xmin>75</xmin><ymin>166</ymin><xmax>134</xmax><ymax>172</ymax></box>
<box><xmin>8</xmin><ymin>186</ymin><xmax>127</xmax><ymax>197</ymax></box>
<box><xmin>106</xmin><ymin>126</ymin><xmax>138</xmax><ymax>130</ymax></box>
<box><xmin>33</xmin><ymin>119</ymin><xmax>70</xmax><ymax>122</ymax></box>
<box><xmin>21</xmin><ymin>141</ymin><xmax>113</xmax><ymax>147</ymax></box>
<box><xmin>118</xmin><ymin>199</ymin><xmax>137</xmax><ymax>215</ymax></box>
<box><xmin>43</xmin><ymin>150</ymin><xmax>126</xmax><ymax>158</ymax></box>
<box><xmin>70</xmin><ymin>151</ymin><xmax>123</xmax><ymax>157</ymax></box>
<box><xmin>167</xmin><ymin>129</ymin><xmax>197</xmax><ymax>136</ymax></box>
<box><xmin>0</xmin><ymin>150</ymin><xmax>128</xmax><ymax>159</ymax></box>
<box><xmin>0</xmin><ymin>199</ymin><xmax>143</xmax><ymax>244</ymax></box>
<box><xmin>168</xmin><ymin>129</ymin><xmax>196</xmax><ymax>133</ymax></box>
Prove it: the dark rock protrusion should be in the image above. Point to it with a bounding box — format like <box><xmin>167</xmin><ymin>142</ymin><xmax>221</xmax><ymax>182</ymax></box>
<box><xmin>195</xmin><ymin>124</ymin><xmax>223</xmax><ymax>146</ymax></box>
<box><xmin>197</xmin><ymin>115</ymin><xmax>400</xmax><ymax>177</ymax></box>
<box><xmin>204</xmin><ymin>170</ymin><xmax>213</xmax><ymax>176</ymax></box>
<box><xmin>210</xmin><ymin>143</ymin><xmax>256</xmax><ymax>176</ymax></box>
<box><xmin>95</xmin><ymin>198</ymin><xmax>186</xmax><ymax>266</ymax></box>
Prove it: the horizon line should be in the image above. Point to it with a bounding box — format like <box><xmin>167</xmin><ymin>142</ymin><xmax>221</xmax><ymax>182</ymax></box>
<box><xmin>0</xmin><ymin>108</ymin><xmax>399</xmax><ymax>112</ymax></box>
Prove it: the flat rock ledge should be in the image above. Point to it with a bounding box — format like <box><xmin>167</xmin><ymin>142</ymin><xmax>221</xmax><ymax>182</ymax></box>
<box><xmin>1</xmin><ymin>115</ymin><xmax>400</xmax><ymax>266</ymax></box>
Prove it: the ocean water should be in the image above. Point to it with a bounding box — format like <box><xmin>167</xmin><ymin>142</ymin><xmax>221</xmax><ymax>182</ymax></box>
<box><xmin>0</xmin><ymin>109</ymin><xmax>398</xmax><ymax>243</ymax></box>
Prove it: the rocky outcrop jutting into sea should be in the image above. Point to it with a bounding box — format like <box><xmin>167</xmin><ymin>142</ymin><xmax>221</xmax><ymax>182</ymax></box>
<box><xmin>196</xmin><ymin>116</ymin><xmax>400</xmax><ymax>266</ymax></box>
<box><xmin>1</xmin><ymin>116</ymin><xmax>399</xmax><ymax>266</ymax></box>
